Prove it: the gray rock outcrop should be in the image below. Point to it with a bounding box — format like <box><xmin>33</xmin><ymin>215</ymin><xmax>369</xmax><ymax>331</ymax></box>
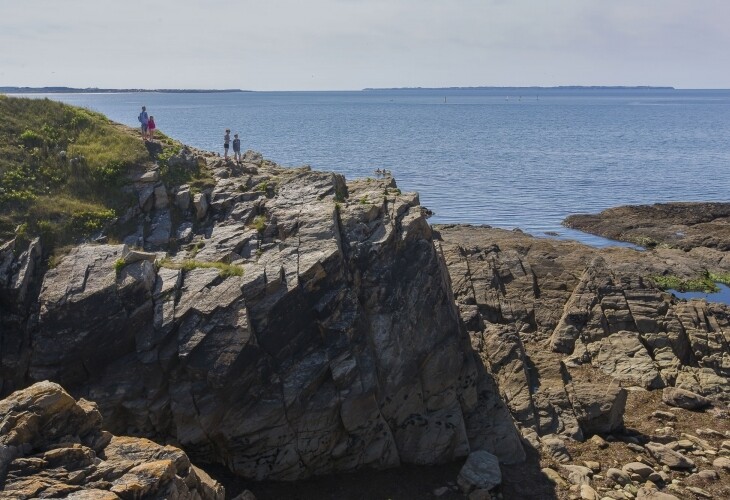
<box><xmin>435</xmin><ymin>223</ymin><xmax>730</xmax><ymax>445</ymax></box>
<box><xmin>2</xmin><ymin>156</ymin><xmax>524</xmax><ymax>482</ymax></box>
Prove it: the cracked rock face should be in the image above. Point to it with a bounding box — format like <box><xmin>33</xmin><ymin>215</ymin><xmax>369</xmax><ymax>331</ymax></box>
<box><xmin>0</xmin><ymin>381</ymin><xmax>224</xmax><ymax>499</ymax></box>
<box><xmin>435</xmin><ymin>224</ymin><xmax>730</xmax><ymax>443</ymax></box>
<box><xmin>2</xmin><ymin>155</ymin><xmax>523</xmax><ymax>481</ymax></box>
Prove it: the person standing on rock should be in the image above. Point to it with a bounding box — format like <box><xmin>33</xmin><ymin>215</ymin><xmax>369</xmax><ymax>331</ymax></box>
<box><xmin>138</xmin><ymin>106</ymin><xmax>149</xmax><ymax>139</ymax></box>
<box><xmin>233</xmin><ymin>133</ymin><xmax>241</xmax><ymax>163</ymax></box>
<box><xmin>224</xmin><ymin>129</ymin><xmax>231</xmax><ymax>159</ymax></box>
<box><xmin>147</xmin><ymin>116</ymin><xmax>156</xmax><ymax>140</ymax></box>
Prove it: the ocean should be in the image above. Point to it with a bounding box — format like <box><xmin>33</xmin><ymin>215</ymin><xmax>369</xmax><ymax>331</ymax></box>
<box><xmin>15</xmin><ymin>88</ymin><xmax>730</xmax><ymax>247</ymax></box>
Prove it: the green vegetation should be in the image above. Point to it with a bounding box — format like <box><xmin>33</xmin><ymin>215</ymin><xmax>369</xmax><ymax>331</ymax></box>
<box><xmin>632</xmin><ymin>236</ymin><xmax>659</xmax><ymax>248</ymax></box>
<box><xmin>709</xmin><ymin>272</ymin><xmax>730</xmax><ymax>286</ymax></box>
<box><xmin>359</xmin><ymin>196</ymin><xmax>369</xmax><ymax>205</ymax></box>
<box><xmin>187</xmin><ymin>241</ymin><xmax>205</xmax><ymax>258</ymax></box>
<box><xmin>255</xmin><ymin>179</ymin><xmax>278</xmax><ymax>194</ymax></box>
<box><xmin>156</xmin><ymin>134</ymin><xmax>215</xmax><ymax>193</ymax></box>
<box><xmin>114</xmin><ymin>258</ymin><xmax>126</xmax><ymax>277</ymax></box>
<box><xmin>0</xmin><ymin>96</ymin><xmax>216</xmax><ymax>257</ymax></box>
<box><xmin>0</xmin><ymin>96</ymin><xmax>149</xmax><ymax>250</ymax></box>
<box><xmin>157</xmin><ymin>257</ymin><xmax>243</xmax><ymax>278</ymax></box>
<box><xmin>651</xmin><ymin>270</ymin><xmax>724</xmax><ymax>293</ymax></box>
<box><xmin>252</xmin><ymin>215</ymin><xmax>266</xmax><ymax>234</ymax></box>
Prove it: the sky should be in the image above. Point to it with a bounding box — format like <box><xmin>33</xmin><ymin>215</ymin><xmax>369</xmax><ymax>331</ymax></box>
<box><xmin>1</xmin><ymin>0</ymin><xmax>729</xmax><ymax>90</ymax></box>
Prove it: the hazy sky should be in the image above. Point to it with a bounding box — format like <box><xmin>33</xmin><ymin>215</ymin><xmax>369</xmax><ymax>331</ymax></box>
<box><xmin>2</xmin><ymin>0</ymin><xmax>728</xmax><ymax>90</ymax></box>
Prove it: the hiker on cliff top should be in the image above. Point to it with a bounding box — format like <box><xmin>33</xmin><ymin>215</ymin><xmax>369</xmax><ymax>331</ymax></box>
<box><xmin>148</xmin><ymin>116</ymin><xmax>157</xmax><ymax>140</ymax></box>
<box><xmin>224</xmin><ymin>129</ymin><xmax>231</xmax><ymax>159</ymax></box>
<box><xmin>138</xmin><ymin>106</ymin><xmax>149</xmax><ymax>139</ymax></box>
<box><xmin>233</xmin><ymin>134</ymin><xmax>241</xmax><ymax>163</ymax></box>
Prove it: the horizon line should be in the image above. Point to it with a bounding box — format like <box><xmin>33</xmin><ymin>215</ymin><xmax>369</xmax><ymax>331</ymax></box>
<box><xmin>4</xmin><ymin>85</ymin><xmax>730</xmax><ymax>93</ymax></box>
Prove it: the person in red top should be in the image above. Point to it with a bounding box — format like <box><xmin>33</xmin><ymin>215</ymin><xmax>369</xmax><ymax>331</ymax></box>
<box><xmin>147</xmin><ymin>116</ymin><xmax>156</xmax><ymax>140</ymax></box>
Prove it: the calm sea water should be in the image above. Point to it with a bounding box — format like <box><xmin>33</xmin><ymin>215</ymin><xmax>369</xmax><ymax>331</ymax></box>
<box><xmin>15</xmin><ymin>89</ymin><xmax>730</xmax><ymax>247</ymax></box>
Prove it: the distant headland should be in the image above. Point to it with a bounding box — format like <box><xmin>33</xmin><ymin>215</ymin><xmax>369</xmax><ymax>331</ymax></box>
<box><xmin>362</xmin><ymin>85</ymin><xmax>676</xmax><ymax>91</ymax></box>
<box><xmin>0</xmin><ymin>86</ymin><xmax>249</xmax><ymax>94</ymax></box>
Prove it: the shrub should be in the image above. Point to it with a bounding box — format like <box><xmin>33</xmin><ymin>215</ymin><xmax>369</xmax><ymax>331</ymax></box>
<box><xmin>19</xmin><ymin>129</ymin><xmax>44</xmax><ymax>148</ymax></box>
<box><xmin>252</xmin><ymin>215</ymin><xmax>266</xmax><ymax>234</ymax></box>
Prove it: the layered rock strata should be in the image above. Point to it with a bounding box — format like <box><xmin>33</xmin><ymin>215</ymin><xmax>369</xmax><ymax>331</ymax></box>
<box><xmin>0</xmin><ymin>151</ymin><xmax>523</xmax><ymax>481</ymax></box>
<box><xmin>435</xmin><ymin>224</ymin><xmax>730</xmax><ymax>444</ymax></box>
<box><xmin>0</xmin><ymin>381</ymin><xmax>224</xmax><ymax>499</ymax></box>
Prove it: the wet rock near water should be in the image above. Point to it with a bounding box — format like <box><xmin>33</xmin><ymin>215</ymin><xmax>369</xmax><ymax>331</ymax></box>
<box><xmin>563</xmin><ymin>202</ymin><xmax>730</xmax><ymax>254</ymax></box>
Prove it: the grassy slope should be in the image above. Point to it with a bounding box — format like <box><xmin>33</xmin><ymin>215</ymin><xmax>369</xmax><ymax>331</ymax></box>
<box><xmin>0</xmin><ymin>96</ymin><xmax>211</xmax><ymax>255</ymax></box>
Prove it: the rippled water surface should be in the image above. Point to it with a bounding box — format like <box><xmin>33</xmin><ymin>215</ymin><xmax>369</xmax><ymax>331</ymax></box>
<box><xmin>21</xmin><ymin>89</ymin><xmax>730</xmax><ymax>246</ymax></box>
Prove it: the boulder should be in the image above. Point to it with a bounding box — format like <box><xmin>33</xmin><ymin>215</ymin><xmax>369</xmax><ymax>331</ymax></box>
<box><xmin>580</xmin><ymin>484</ymin><xmax>599</xmax><ymax>500</ymax></box>
<box><xmin>635</xmin><ymin>487</ymin><xmax>680</xmax><ymax>500</ymax></box>
<box><xmin>541</xmin><ymin>467</ymin><xmax>568</xmax><ymax>488</ymax></box>
<box><xmin>661</xmin><ymin>387</ymin><xmax>711</xmax><ymax>410</ymax></box>
<box><xmin>193</xmin><ymin>192</ymin><xmax>209</xmax><ymax>220</ymax></box>
<box><xmin>457</xmin><ymin>451</ymin><xmax>502</xmax><ymax>493</ymax></box>
<box><xmin>138</xmin><ymin>184</ymin><xmax>155</xmax><ymax>211</ymax></box>
<box><xmin>644</xmin><ymin>442</ymin><xmax>695</xmax><ymax>470</ymax></box>
<box><xmin>622</xmin><ymin>462</ymin><xmax>654</xmax><ymax>479</ymax></box>
<box><xmin>559</xmin><ymin>464</ymin><xmax>592</xmax><ymax>486</ymax></box>
<box><xmin>0</xmin><ymin>381</ymin><xmax>224</xmax><ymax>499</ymax></box>
<box><xmin>542</xmin><ymin>435</ymin><xmax>571</xmax><ymax>463</ymax></box>
<box><xmin>606</xmin><ymin>467</ymin><xmax>631</xmax><ymax>486</ymax></box>
<box><xmin>176</xmin><ymin>185</ymin><xmax>192</xmax><ymax>212</ymax></box>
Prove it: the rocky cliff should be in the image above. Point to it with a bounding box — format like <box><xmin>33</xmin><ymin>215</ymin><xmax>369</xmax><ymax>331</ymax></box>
<box><xmin>3</xmin><ymin>123</ymin><xmax>730</xmax><ymax>498</ymax></box>
<box><xmin>0</xmin><ymin>149</ymin><xmax>524</xmax><ymax>483</ymax></box>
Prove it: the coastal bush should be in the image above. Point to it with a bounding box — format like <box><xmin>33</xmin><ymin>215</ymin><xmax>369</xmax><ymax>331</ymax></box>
<box><xmin>19</xmin><ymin>129</ymin><xmax>44</xmax><ymax>148</ymax></box>
<box><xmin>0</xmin><ymin>96</ymin><xmax>151</xmax><ymax>253</ymax></box>
<box><xmin>1</xmin><ymin>97</ymin><xmax>222</xmax><ymax>263</ymax></box>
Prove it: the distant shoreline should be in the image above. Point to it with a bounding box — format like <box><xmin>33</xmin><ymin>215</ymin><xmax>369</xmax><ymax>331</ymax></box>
<box><xmin>1</xmin><ymin>85</ymin><xmax>684</xmax><ymax>95</ymax></box>
<box><xmin>0</xmin><ymin>87</ymin><xmax>249</xmax><ymax>94</ymax></box>
<box><xmin>362</xmin><ymin>85</ymin><xmax>676</xmax><ymax>91</ymax></box>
